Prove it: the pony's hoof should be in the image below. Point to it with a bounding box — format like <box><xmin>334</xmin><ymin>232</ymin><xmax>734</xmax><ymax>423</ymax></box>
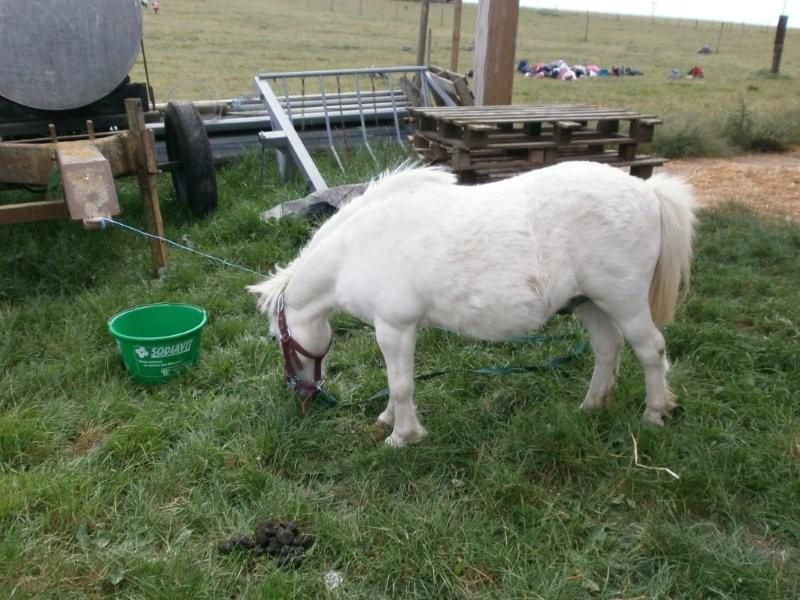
<box><xmin>580</xmin><ymin>393</ymin><xmax>610</xmax><ymax>412</ymax></box>
<box><xmin>384</xmin><ymin>433</ymin><xmax>407</xmax><ymax>448</ymax></box>
<box><xmin>384</xmin><ymin>427</ymin><xmax>427</xmax><ymax>448</ymax></box>
<box><xmin>642</xmin><ymin>408</ymin><xmax>666</xmax><ymax>426</ymax></box>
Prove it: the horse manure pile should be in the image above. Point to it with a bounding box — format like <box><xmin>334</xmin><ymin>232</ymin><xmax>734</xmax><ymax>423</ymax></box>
<box><xmin>218</xmin><ymin>520</ymin><xmax>314</xmax><ymax>567</ymax></box>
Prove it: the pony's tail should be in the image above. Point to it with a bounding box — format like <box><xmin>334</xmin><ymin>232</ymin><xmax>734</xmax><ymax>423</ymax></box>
<box><xmin>646</xmin><ymin>174</ymin><xmax>697</xmax><ymax>328</ymax></box>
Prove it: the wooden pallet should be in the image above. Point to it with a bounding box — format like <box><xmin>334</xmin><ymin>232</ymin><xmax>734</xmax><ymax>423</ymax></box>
<box><xmin>408</xmin><ymin>104</ymin><xmax>665</xmax><ymax>181</ymax></box>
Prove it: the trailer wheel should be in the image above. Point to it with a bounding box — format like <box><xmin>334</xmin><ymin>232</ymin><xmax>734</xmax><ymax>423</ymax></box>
<box><xmin>164</xmin><ymin>101</ymin><xmax>217</xmax><ymax>216</ymax></box>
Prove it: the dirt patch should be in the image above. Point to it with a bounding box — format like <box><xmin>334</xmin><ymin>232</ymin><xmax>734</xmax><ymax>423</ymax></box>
<box><xmin>68</xmin><ymin>427</ymin><xmax>107</xmax><ymax>456</ymax></box>
<box><xmin>661</xmin><ymin>149</ymin><xmax>800</xmax><ymax>222</ymax></box>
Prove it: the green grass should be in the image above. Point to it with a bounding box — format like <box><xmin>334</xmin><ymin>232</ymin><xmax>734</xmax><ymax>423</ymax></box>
<box><xmin>129</xmin><ymin>0</ymin><xmax>800</xmax><ymax>157</ymax></box>
<box><xmin>2</xmin><ymin>147</ymin><xmax>799</xmax><ymax>597</ymax></box>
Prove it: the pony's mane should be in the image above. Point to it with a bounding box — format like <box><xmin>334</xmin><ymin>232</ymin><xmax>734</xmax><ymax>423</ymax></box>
<box><xmin>247</xmin><ymin>165</ymin><xmax>456</xmax><ymax>314</ymax></box>
<box><xmin>325</xmin><ymin>162</ymin><xmax>455</xmax><ymax>223</ymax></box>
<box><xmin>366</xmin><ymin>162</ymin><xmax>456</xmax><ymax>195</ymax></box>
<box><xmin>246</xmin><ymin>263</ymin><xmax>293</xmax><ymax>315</ymax></box>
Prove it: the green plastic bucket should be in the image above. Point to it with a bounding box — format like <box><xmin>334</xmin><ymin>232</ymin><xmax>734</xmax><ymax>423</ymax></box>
<box><xmin>108</xmin><ymin>303</ymin><xmax>208</xmax><ymax>384</ymax></box>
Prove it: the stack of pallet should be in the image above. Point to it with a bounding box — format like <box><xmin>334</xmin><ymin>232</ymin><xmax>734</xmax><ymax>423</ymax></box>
<box><xmin>408</xmin><ymin>104</ymin><xmax>665</xmax><ymax>181</ymax></box>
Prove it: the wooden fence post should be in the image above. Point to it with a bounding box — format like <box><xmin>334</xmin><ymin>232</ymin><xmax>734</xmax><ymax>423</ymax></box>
<box><xmin>416</xmin><ymin>0</ymin><xmax>431</xmax><ymax>66</ymax></box>
<box><xmin>473</xmin><ymin>0</ymin><xmax>520</xmax><ymax>105</ymax></box>
<box><xmin>450</xmin><ymin>0</ymin><xmax>462</xmax><ymax>71</ymax></box>
<box><xmin>772</xmin><ymin>15</ymin><xmax>789</xmax><ymax>74</ymax></box>
<box><xmin>584</xmin><ymin>11</ymin><xmax>590</xmax><ymax>42</ymax></box>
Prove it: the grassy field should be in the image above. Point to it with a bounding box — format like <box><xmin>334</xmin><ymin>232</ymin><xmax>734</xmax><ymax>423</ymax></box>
<box><xmin>2</xmin><ymin>145</ymin><xmax>800</xmax><ymax>597</ymax></box>
<box><xmin>3</xmin><ymin>1</ymin><xmax>800</xmax><ymax>597</ymax></box>
<box><xmin>130</xmin><ymin>0</ymin><xmax>800</xmax><ymax>154</ymax></box>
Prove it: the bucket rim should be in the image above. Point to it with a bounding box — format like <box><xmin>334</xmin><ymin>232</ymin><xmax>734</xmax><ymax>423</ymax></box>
<box><xmin>108</xmin><ymin>302</ymin><xmax>208</xmax><ymax>343</ymax></box>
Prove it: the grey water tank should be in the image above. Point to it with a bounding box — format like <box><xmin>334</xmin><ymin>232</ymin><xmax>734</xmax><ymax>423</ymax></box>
<box><xmin>0</xmin><ymin>0</ymin><xmax>143</xmax><ymax>111</ymax></box>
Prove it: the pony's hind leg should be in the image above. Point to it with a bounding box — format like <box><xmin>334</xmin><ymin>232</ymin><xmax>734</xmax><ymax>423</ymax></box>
<box><xmin>604</xmin><ymin>304</ymin><xmax>675</xmax><ymax>425</ymax></box>
<box><xmin>374</xmin><ymin>318</ymin><xmax>427</xmax><ymax>447</ymax></box>
<box><xmin>576</xmin><ymin>302</ymin><xmax>624</xmax><ymax>411</ymax></box>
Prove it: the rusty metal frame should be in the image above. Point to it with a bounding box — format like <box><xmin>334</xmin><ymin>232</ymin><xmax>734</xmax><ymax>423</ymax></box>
<box><xmin>0</xmin><ymin>99</ymin><xmax>168</xmax><ymax>274</ymax></box>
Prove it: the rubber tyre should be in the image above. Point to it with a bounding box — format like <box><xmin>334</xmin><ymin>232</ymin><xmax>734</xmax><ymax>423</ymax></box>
<box><xmin>164</xmin><ymin>101</ymin><xmax>217</xmax><ymax>216</ymax></box>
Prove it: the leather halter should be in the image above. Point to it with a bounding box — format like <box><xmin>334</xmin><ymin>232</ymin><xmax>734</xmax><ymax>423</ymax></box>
<box><xmin>277</xmin><ymin>305</ymin><xmax>331</xmax><ymax>414</ymax></box>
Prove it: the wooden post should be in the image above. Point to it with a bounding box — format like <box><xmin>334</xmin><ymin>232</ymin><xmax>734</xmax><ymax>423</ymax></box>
<box><xmin>416</xmin><ymin>0</ymin><xmax>431</xmax><ymax>66</ymax></box>
<box><xmin>427</xmin><ymin>27</ymin><xmax>432</xmax><ymax>66</ymax></box>
<box><xmin>584</xmin><ymin>11</ymin><xmax>590</xmax><ymax>42</ymax></box>
<box><xmin>124</xmin><ymin>98</ymin><xmax>167</xmax><ymax>274</ymax></box>
<box><xmin>716</xmin><ymin>21</ymin><xmax>724</xmax><ymax>52</ymax></box>
<box><xmin>772</xmin><ymin>15</ymin><xmax>789</xmax><ymax>74</ymax></box>
<box><xmin>450</xmin><ymin>0</ymin><xmax>463</xmax><ymax>72</ymax></box>
<box><xmin>473</xmin><ymin>0</ymin><xmax>520</xmax><ymax>105</ymax></box>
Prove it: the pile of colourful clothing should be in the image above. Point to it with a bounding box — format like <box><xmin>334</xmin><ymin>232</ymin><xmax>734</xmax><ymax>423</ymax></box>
<box><xmin>517</xmin><ymin>60</ymin><xmax>644</xmax><ymax>80</ymax></box>
<box><xmin>668</xmin><ymin>66</ymin><xmax>705</xmax><ymax>79</ymax></box>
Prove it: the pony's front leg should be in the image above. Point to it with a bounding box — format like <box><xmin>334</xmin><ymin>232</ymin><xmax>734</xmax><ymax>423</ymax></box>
<box><xmin>377</xmin><ymin>398</ymin><xmax>394</xmax><ymax>428</ymax></box>
<box><xmin>374</xmin><ymin>319</ymin><xmax>426</xmax><ymax>447</ymax></box>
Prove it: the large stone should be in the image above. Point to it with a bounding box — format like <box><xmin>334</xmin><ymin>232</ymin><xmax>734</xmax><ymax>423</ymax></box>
<box><xmin>261</xmin><ymin>183</ymin><xmax>369</xmax><ymax>221</ymax></box>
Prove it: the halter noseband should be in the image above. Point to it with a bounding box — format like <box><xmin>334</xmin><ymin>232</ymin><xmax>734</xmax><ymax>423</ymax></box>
<box><xmin>277</xmin><ymin>305</ymin><xmax>331</xmax><ymax>414</ymax></box>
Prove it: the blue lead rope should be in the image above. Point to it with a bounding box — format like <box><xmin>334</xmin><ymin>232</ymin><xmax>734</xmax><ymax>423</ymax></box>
<box><xmin>98</xmin><ymin>217</ymin><xmax>268</xmax><ymax>278</ymax></box>
<box><xmin>366</xmin><ymin>336</ymin><xmax>586</xmax><ymax>402</ymax></box>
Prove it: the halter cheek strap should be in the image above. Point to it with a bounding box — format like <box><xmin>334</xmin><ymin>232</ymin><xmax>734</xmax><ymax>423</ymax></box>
<box><xmin>277</xmin><ymin>306</ymin><xmax>332</xmax><ymax>414</ymax></box>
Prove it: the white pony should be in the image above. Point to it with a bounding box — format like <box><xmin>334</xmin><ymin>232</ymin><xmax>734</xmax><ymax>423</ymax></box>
<box><xmin>248</xmin><ymin>162</ymin><xmax>696</xmax><ymax>447</ymax></box>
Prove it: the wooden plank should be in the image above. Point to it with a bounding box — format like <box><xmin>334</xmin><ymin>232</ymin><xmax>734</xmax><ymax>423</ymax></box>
<box><xmin>398</xmin><ymin>76</ymin><xmax>424</xmax><ymax>108</ymax></box>
<box><xmin>0</xmin><ymin>200</ymin><xmax>67</xmax><ymax>225</ymax></box>
<box><xmin>464</xmin><ymin>123</ymin><xmax>497</xmax><ymax>132</ymax></box>
<box><xmin>408</xmin><ymin>104</ymin><xmax>612</xmax><ymax>115</ymax></box>
<box><xmin>618</xmin><ymin>143</ymin><xmax>638</xmax><ymax>161</ymax></box>
<box><xmin>630</xmin><ymin>164</ymin><xmax>655</xmax><ymax>179</ymax></box>
<box><xmin>56</xmin><ymin>141</ymin><xmax>120</xmax><ymax>221</ymax></box>
<box><xmin>452</xmin><ymin>76</ymin><xmax>474</xmax><ymax>106</ymax></box>
<box><xmin>464</xmin><ymin>155</ymin><xmax>665</xmax><ymax>179</ymax></box>
<box><xmin>629</xmin><ymin>118</ymin><xmax>661</xmax><ymax>143</ymax></box>
<box><xmin>446</xmin><ymin>110</ymin><xmax>647</xmax><ymax>122</ymax></box>
<box><xmin>0</xmin><ymin>142</ymin><xmax>54</xmax><ymax>185</ymax></box>
<box><xmin>427</xmin><ymin>65</ymin><xmax>475</xmax><ymax>106</ymax></box>
<box><xmin>473</xmin><ymin>0</ymin><xmax>520</xmax><ymax>105</ymax></box>
<box><xmin>427</xmin><ymin>72</ymin><xmax>458</xmax><ymax>97</ymax></box>
<box><xmin>409</xmin><ymin>102</ymin><xmax>592</xmax><ymax>111</ymax></box>
<box><xmin>424</xmin><ymin>72</ymin><xmax>458</xmax><ymax>107</ymax></box>
<box><xmin>409</xmin><ymin>106</ymin><xmax>645</xmax><ymax>117</ymax></box>
<box><xmin>414</xmin><ymin>129</ymin><xmax>637</xmax><ymax>152</ymax></box>
<box><xmin>463</xmin><ymin>128</ymin><xmax>489</xmax><ymax>148</ymax></box>
<box><xmin>410</xmin><ymin>112</ymin><xmax>655</xmax><ymax>128</ymax></box>
<box><xmin>125</xmin><ymin>98</ymin><xmax>168</xmax><ymax>274</ymax></box>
